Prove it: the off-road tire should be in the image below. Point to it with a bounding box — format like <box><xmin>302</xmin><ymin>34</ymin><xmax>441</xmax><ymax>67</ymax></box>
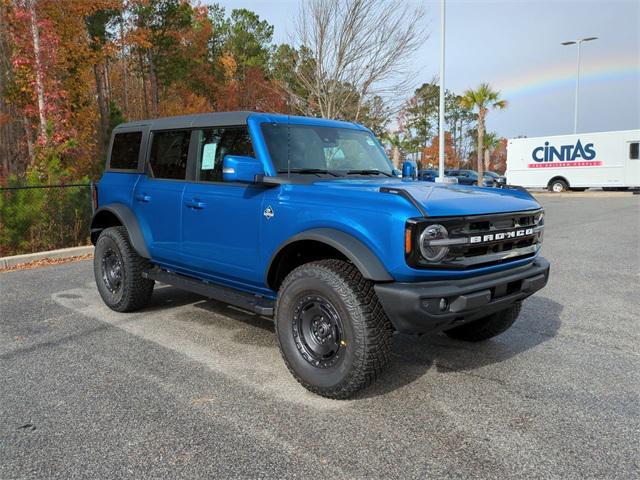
<box><xmin>275</xmin><ymin>259</ymin><xmax>393</xmax><ymax>399</ymax></box>
<box><xmin>548</xmin><ymin>179</ymin><xmax>568</xmax><ymax>192</ymax></box>
<box><xmin>444</xmin><ymin>303</ymin><xmax>522</xmax><ymax>342</ymax></box>
<box><xmin>94</xmin><ymin>226</ymin><xmax>154</xmax><ymax>312</ymax></box>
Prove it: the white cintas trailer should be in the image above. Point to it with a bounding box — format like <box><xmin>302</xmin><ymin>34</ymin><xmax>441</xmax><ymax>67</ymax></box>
<box><xmin>506</xmin><ymin>130</ymin><xmax>640</xmax><ymax>192</ymax></box>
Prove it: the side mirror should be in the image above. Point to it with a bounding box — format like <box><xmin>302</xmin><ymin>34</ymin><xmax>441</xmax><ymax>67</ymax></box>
<box><xmin>402</xmin><ymin>160</ymin><xmax>417</xmax><ymax>179</ymax></box>
<box><xmin>222</xmin><ymin>155</ymin><xmax>265</xmax><ymax>183</ymax></box>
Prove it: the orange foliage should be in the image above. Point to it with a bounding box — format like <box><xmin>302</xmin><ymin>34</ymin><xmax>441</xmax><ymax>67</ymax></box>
<box><xmin>158</xmin><ymin>88</ymin><xmax>212</xmax><ymax>117</ymax></box>
<box><xmin>216</xmin><ymin>67</ymin><xmax>288</xmax><ymax>113</ymax></box>
<box><xmin>489</xmin><ymin>138</ymin><xmax>508</xmax><ymax>173</ymax></box>
<box><xmin>3</xmin><ymin>0</ymin><xmax>295</xmax><ymax>179</ymax></box>
<box><xmin>421</xmin><ymin>132</ymin><xmax>458</xmax><ymax>169</ymax></box>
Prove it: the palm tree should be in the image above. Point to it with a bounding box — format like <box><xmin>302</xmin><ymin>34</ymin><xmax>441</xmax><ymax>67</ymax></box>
<box><xmin>483</xmin><ymin>132</ymin><xmax>501</xmax><ymax>171</ymax></box>
<box><xmin>460</xmin><ymin>83</ymin><xmax>507</xmax><ymax>180</ymax></box>
<box><xmin>383</xmin><ymin>132</ymin><xmax>408</xmax><ymax>169</ymax></box>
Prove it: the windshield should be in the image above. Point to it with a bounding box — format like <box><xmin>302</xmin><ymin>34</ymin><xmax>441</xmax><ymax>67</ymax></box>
<box><xmin>261</xmin><ymin>124</ymin><xmax>393</xmax><ymax>175</ymax></box>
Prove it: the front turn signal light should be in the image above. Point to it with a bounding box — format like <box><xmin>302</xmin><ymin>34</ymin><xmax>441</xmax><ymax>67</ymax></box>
<box><xmin>405</xmin><ymin>226</ymin><xmax>412</xmax><ymax>255</ymax></box>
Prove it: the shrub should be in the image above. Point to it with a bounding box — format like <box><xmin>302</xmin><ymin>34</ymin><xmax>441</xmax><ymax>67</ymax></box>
<box><xmin>0</xmin><ymin>146</ymin><xmax>92</xmax><ymax>256</ymax></box>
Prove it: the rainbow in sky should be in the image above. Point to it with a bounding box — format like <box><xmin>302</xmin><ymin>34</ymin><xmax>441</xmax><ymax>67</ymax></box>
<box><xmin>495</xmin><ymin>52</ymin><xmax>639</xmax><ymax>100</ymax></box>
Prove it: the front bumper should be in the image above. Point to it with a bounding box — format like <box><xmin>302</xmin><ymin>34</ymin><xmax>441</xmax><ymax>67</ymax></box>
<box><xmin>374</xmin><ymin>257</ymin><xmax>550</xmax><ymax>334</ymax></box>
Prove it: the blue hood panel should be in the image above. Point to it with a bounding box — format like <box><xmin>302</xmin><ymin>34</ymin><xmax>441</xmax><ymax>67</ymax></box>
<box><xmin>312</xmin><ymin>179</ymin><xmax>541</xmax><ymax>216</ymax></box>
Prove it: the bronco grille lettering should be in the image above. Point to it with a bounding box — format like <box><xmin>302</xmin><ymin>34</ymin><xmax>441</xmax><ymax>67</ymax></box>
<box><xmin>470</xmin><ymin>227</ymin><xmax>534</xmax><ymax>244</ymax></box>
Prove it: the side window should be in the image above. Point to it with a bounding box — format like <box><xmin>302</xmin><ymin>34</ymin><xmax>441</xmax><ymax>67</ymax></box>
<box><xmin>195</xmin><ymin>126</ymin><xmax>254</xmax><ymax>182</ymax></box>
<box><xmin>110</xmin><ymin>131</ymin><xmax>142</xmax><ymax>170</ymax></box>
<box><xmin>195</xmin><ymin>128</ymin><xmax>223</xmax><ymax>182</ymax></box>
<box><xmin>630</xmin><ymin>142</ymin><xmax>639</xmax><ymax>160</ymax></box>
<box><xmin>148</xmin><ymin>130</ymin><xmax>191</xmax><ymax>180</ymax></box>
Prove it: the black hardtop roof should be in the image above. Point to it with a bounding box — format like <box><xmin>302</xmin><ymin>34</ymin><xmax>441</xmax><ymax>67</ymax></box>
<box><xmin>114</xmin><ymin>111</ymin><xmax>254</xmax><ymax>131</ymax></box>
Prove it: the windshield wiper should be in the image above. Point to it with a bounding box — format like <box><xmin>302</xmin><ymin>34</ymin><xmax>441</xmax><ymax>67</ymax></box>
<box><xmin>346</xmin><ymin>169</ymin><xmax>393</xmax><ymax>177</ymax></box>
<box><xmin>278</xmin><ymin>168</ymin><xmax>343</xmax><ymax>177</ymax></box>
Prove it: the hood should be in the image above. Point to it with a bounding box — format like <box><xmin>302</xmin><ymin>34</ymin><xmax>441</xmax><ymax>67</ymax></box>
<box><xmin>311</xmin><ymin>178</ymin><xmax>540</xmax><ymax>216</ymax></box>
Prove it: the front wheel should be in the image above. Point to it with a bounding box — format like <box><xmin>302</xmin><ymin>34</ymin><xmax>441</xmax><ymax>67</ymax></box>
<box><xmin>275</xmin><ymin>260</ymin><xmax>392</xmax><ymax>399</ymax></box>
<box><xmin>444</xmin><ymin>303</ymin><xmax>521</xmax><ymax>342</ymax></box>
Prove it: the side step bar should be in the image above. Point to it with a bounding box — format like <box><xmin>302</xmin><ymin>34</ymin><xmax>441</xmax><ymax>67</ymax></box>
<box><xmin>142</xmin><ymin>268</ymin><xmax>275</xmax><ymax>317</ymax></box>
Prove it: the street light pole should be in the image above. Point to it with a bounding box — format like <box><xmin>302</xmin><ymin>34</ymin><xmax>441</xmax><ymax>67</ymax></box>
<box><xmin>561</xmin><ymin>37</ymin><xmax>598</xmax><ymax>134</ymax></box>
<box><xmin>573</xmin><ymin>41</ymin><xmax>581</xmax><ymax>134</ymax></box>
<box><xmin>437</xmin><ymin>0</ymin><xmax>446</xmax><ymax>182</ymax></box>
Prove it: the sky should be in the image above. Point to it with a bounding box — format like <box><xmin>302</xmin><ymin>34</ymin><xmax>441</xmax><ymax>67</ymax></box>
<box><xmin>213</xmin><ymin>0</ymin><xmax>639</xmax><ymax>139</ymax></box>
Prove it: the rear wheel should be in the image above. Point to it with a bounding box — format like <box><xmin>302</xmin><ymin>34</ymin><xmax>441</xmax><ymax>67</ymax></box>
<box><xmin>548</xmin><ymin>179</ymin><xmax>568</xmax><ymax>192</ymax></box>
<box><xmin>275</xmin><ymin>259</ymin><xmax>392</xmax><ymax>399</ymax></box>
<box><xmin>444</xmin><ymin>303</ymin><xmax>521</xmax><ymax>342</ymax></box>
<box><xmin>94</xmin><ymin>226</ymin><xmax>154</xmax><ymax>312</ymax></box>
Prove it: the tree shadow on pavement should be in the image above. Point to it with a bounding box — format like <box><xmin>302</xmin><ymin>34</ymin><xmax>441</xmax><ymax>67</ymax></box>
<box><xmin>357</xmin><ymin>296</ymin><xmax>563</xmax><ymax>399</ymax></box>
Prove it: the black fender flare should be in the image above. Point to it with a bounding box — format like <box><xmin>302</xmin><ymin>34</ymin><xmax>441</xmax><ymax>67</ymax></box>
<box><xmin>91</xmin><ymin>203</ymin><xmax>150</xmax><ymax>258</ymax></box>
<box><xmin>267</xmin><ymin>228</ymin><xmax>393</xmax><ymax>283</ymax></box>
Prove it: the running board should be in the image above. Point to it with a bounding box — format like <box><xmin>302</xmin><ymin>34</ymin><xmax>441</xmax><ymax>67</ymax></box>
<box><xmin>142</xmin><ymin>268</ymin><xmax>275</xmax><ymax>316</ymax></box>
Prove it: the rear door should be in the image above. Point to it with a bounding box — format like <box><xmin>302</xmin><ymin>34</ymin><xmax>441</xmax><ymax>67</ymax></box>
<box><xmin>181</xmin><ymin>126</ymin><xmax>266</xmax><ymax>290</ymax></box>
<box><xmin>132</xmin><ymin>129</ymin><xmax>191</xmax><ymax>266</ymax></box>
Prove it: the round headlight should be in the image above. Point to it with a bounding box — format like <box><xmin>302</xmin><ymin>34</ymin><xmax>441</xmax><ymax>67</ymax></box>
<box><xmin>419</xmin><ymin>224</ymin><xmax>449</xmax><ymax>262</ymax></box>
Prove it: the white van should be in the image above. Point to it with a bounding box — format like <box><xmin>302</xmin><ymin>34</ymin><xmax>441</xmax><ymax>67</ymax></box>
<box><xmin>506</xmin><ymin>130</ymin><xmax>640</xmax><ymax>192</ymax></box>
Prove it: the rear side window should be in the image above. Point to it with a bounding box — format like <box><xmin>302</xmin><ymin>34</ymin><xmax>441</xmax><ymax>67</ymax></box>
<box><xmin>630</xmin><ymin>142</ymin><xmax>639</xmax><ymax>160</ymax></box>
<box><xmin>149</xmin><ymin>130</ymin><xmax>191</xmax><ymax>180</ymax></box>
<box><xmin>110</xmin><ymin>131</ymin><xmax>142</xmax><ymax>170</ymax></box>
<box><xmin>195</xmin><ymin>126</ymin><xmax>253</xmax><ymax>182</ymax></box>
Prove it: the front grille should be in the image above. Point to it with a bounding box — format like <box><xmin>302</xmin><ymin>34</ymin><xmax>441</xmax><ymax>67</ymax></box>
<box><xmin>407</xmin><ymin>209</ymin><xmax>544</xmax><ymax>270</ymax></box>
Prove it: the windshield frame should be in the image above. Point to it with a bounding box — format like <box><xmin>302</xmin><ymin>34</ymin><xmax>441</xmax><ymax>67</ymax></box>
<box><xmin>259</xmin><ymin>122</ymin><xmax>394</xmax><ymax>178</ymax></box>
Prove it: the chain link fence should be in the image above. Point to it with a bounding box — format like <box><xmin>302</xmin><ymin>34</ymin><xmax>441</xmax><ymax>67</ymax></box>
<box><xmin>0</xmin><ymin>183</ymin><xmax>93</xmax><ymax>257</ymax></box>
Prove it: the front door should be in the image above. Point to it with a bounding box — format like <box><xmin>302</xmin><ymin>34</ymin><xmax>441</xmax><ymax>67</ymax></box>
<box><xmin>181</xmin><ymin>126</ymin><xmax>265</xmax><ymax>290</ymax></box>
<box><xmin>132</xmin><ymin>129</ymin><xmax>191</xmax><ymax>266</ymax></box>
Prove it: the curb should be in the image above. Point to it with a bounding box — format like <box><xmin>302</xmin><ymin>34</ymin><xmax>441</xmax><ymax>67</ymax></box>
<box><xmin>0</xmin><ymin>245</ymin><xmax>94</xmax><ymax>270</ymax></box>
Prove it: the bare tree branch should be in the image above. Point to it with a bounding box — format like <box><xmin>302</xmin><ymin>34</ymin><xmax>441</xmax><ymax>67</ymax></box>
<box><xmin>293</xmin><ymin>0</ymin><xmax>427</xmax><ymax>121</ymax></box>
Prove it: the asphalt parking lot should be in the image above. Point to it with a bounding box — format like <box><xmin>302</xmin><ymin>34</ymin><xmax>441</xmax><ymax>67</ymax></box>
<box><xmin>1</xmin><ymin>195</ymin><xmax>639</xmax><ymax>479</ymax></box>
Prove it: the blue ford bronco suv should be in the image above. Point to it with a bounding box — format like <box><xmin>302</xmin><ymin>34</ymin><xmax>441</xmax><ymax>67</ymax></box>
<box><xmin>91</xmin><ymin>111</ymin><xmax>549</xmax><ymax>399</ymax></box>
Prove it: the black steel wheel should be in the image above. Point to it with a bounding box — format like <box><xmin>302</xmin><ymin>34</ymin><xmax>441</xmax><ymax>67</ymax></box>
<box><xmin>101</xmin><ymin>247</ymin><xmax>123</xmax><ymax>294</ymax></box>
<box><xmin>94</xmin><ymin>226</ymin><xmax>154</xmax><ymax>312</ymax></box>
<box><xmin>275</xmin><ymin>259</ymin><xmax>393</xmax><ymax>399</ymax></box>
<box><xmin>293</xmin><ymin>294</ymin><xmax>345</xmax><ymax>369</ymax></box>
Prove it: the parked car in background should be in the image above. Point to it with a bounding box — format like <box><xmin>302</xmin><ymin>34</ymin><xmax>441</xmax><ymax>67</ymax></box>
<box><xmin>484</xmin><ymin>170</ymin><xmax>507</xmax><ymax>187</ymax></box>
<box><xmin>418</xmin><ymin>169</ymin><xmax>438</xmax><ymax>181</ymax></box>
<box><xmin>445</xmin><ymin>169</ymin><xmax>494</xmax><ymax>187</ymax></box>
<box><xmin>417</xmin><ymin>170</ymin><xmax>459</xmax><ymax>184</ymax></box>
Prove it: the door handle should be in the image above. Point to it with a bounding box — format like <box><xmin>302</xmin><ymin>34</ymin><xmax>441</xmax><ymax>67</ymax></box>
<box><xmin>185</xmin><ymin>199</ymin><xmax>206</xmax><ymax>210</ymax></box>
<box><xmin>135</xmin><ymin>193</ymin><xmax>151</xmax><ymax>203</ymax></box>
